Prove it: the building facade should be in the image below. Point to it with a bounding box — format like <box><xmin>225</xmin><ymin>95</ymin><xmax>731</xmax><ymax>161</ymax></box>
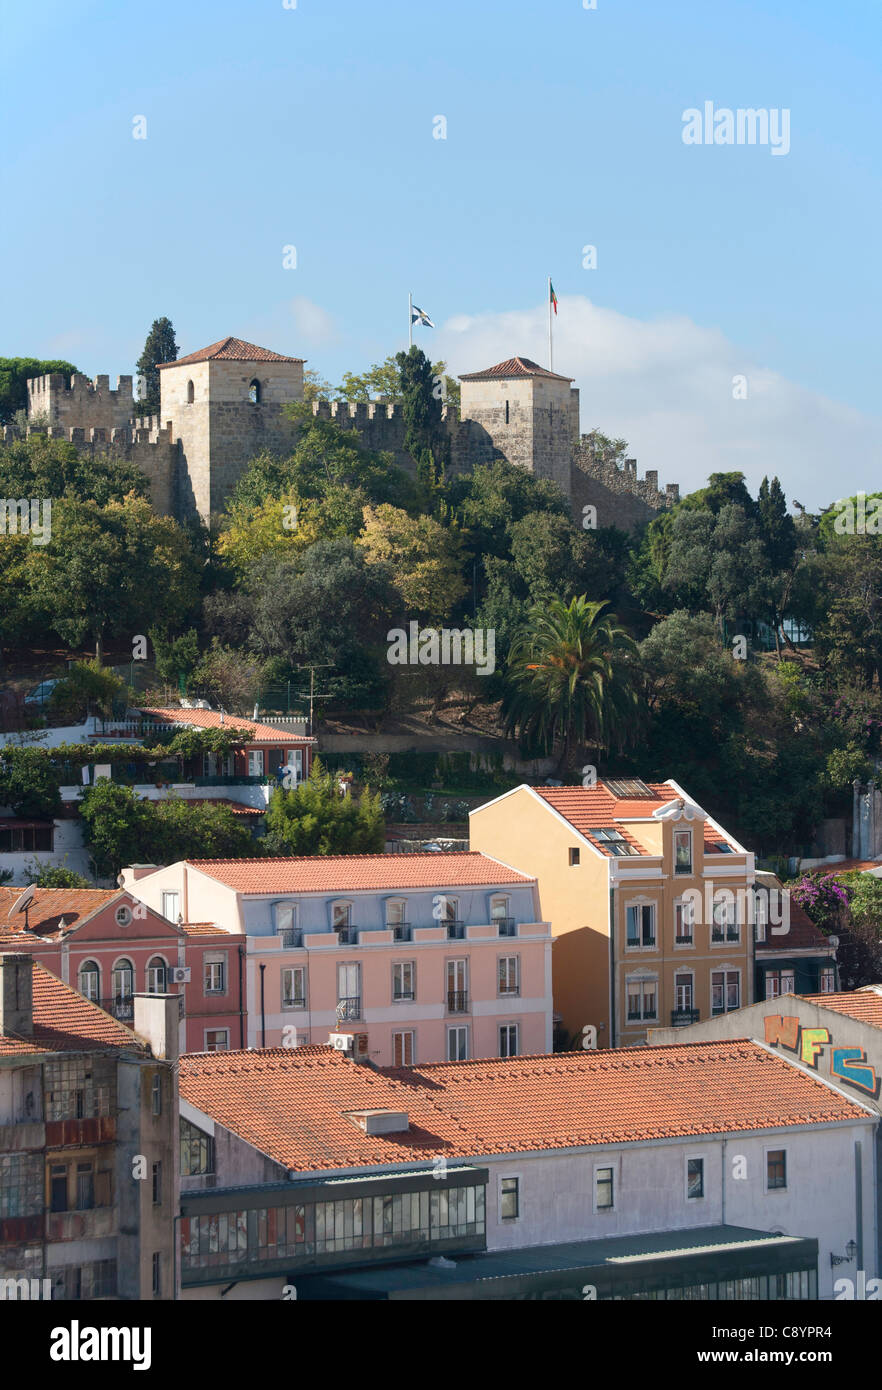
<box><xmin>122</xmin><ymin>852</ymin><xmax>553</xmax><ymax>1064</ymax></box>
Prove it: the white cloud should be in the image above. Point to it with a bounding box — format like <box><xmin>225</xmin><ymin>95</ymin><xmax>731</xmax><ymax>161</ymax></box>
<box><xmin>243</xmin><ymin>297</ymin><xmax>339</xmax><ymax>357</ymax></box>
<box><xmin>435</xmin><ymin>297</ymin><xmax>881</xmax><ymax>509</ymax></box>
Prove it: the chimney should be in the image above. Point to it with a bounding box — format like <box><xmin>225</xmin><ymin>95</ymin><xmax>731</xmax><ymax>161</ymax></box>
<box><xmin>133</xmin><ymin>993</ymin><xmax>181</xmax><ymax>1063</ymax></box>
<box><xmin>0</xmin><ymin>953</ymin><xmax>34</xmax><ymax>1037</ymax></box>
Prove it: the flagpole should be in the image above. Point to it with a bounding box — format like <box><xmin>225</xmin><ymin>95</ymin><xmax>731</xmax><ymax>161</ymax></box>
<box><xmin>547</xmin><ymin>276</ymin><xmax>553</xmax><ymax>372</ymax></box>
<box><xmin>409</xmin><ymin>292</ymin><xmax>413</xmax><ymax>350</ymax></box>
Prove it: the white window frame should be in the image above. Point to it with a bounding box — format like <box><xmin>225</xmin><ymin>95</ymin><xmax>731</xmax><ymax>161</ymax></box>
<box><xmin>284</xmin><ymin>748</ymin><xmax>303</xmax><ymax>783</ymax></box>
<box><xmin>490</xmin><ymin>895</ymin><xmax>510</xmax><ymax>921</ymax></box>
<box><xmin>446</xmin><ymin>1025</ymin><xmax>469</xmax><ymax>1062</ymax></box>
<box><xmin>204</xmin><ymin>955</ymin><xmax>227</xmax><ymax>995</ymax></box>
<box><xmin>499</xmin><ymin>1022</ymin><xmax>519</xmax><ymax>1058</ymax></box>
<box><xmin>146</xmin><ymin>955</ymin><xmax>168</xmax><ymax>994</ymax></box>
<box><xmin>625</xmin><ymin>900</ymin><xmax>656</xmax><ymax>950</ymax></box>
<box><xmin>625</xmin><ymin>975</ymin><xmax>658</xmax><ymax>1023</ymax></box>
<box><xmin>274</xmin><ymin>901</ymin><xmax>299</xmax><ymax>934</ymax></box>
<box><xmin>764</xmin><ymin>1145</ymin><xmax>788</xmax><ymax>1193</ymax></box>
<box><xmin>332</xmin><ymin>900</ymin><xmax>353</xmax><ymax>929</ymax></box>
<box><xmin>674</xmin><ymin>897</ymin><xmax>694</xmax><ymax>946</ymax></box>
<box><xmin>499</xmin><ymin>1174</ymin><xmax>520</xmax><ymax>1221</ymax></box>
<box><xmin>78</xmin><ymin>960</ymin><xmax>100</xmax><ymax>1002</ymax></box>
<box><xmin>674</xmin><ymin>970</ymin><xmax>694</xmax><ymax>1013</ymax></box>
<box><xmin>437</xmin><ymin>896</ymin><xmax>459</xmax><ymax>923</ymax></box>
<box><xmin>385</xmin><ymin>898</ymin><xmax>408</xmax><ymax>928</ymax></box>
<box><xmin>593</xmin><ymin>1163</ymin><xmax>615</xmax><ymax>1213</ymax></box>
<box><xmin>161</xmin><ymin>891</ymin><xmax>179</xmax><ymax>922</ymax></box>
<box><xmin>711</xmin><ymin>968</ymin><xmax>740</xmax><ymax>1016</ymax></box>
<box><xmin>111</xmin><ymin>957</ymin><xmax>134</xmax><ymax>1000</ymax></box>
<box><xmin>711</xmin><ymin>892</ymin><xmax>741</xmax><ymax>945</ymax></box>
<box><xmin>392</xmin><ymin>1029</ymin><xmax>415</xmax><ymax>1067</ymax></box>
<box><xmin>497</xmin><ymin>955</ymin><xmax>520</xmax><ymax>996</ymax></box>
<box><xmin>819</xmin><ymin>966</ymin><xmax>836</xmax><ymax>993</ymax></box>
<box><xmin>674</xmin><ymin>828</ymin><xmax>693</xmax><ymax>874</ymax></box>
<box><xmin>281</xmin><ymin>965</ymin><xmax>307</xmax><ymax>1010</ymax></box>
<box><xmin>392</xmin><ymin>960</ymin><xmax>416</xmax><ymax>1002</ymax></box>
<box><xmin>204</xmin><ymin>1028</ymin><xmax>229</xmax><ymax>1052</ymax></box>
<box><xmin>248</xmin><ymin>749</ymin><xmax>264</xmax><ymax>777</ymax></box>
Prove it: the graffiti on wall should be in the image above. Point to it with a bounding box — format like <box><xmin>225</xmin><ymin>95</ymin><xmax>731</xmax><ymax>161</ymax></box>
<box><xmin>763</xmin><ymin>1014</ymin><xmax>879</xmax><ymax>1099</ymax></box>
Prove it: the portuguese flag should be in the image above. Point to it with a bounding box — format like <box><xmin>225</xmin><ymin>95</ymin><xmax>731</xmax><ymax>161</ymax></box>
<box><xmin>550</xmin><ymin>280</ymin><xmax>558</xmax><ymax>315</ymax></box>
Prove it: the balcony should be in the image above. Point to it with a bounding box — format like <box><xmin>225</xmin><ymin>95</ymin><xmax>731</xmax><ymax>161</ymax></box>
<box><xmin>447</xmin><ymin>990</ymin><xmax>469</xmax><ymax>1014</ymax></box>
<box><xmin>283</xmin><ymin>997</ymin><xmax>307</xmax><ymax>1011</ymax></box>
<box><xmin>445</xmin><ymin>921</ymin><xmax>466</xmax><ymax>940</ymax></box>
<box><xmin>336</xmin><ymin>928</ymin><xmax>359</xmax><ymax>946</ymax></box>
<box><xmin>279</xmin><ymin>928</ymin><xmax>303</xmax><ymax>949</ymax></box>
<box><xmin>390</xmin><ymin>923</ymin><xmax>412</xmax><ymax>942</ymax></box>
<box><xmin>671</xmin><ymin>1008</ymin><xmax>700</xmax><ymax>1026</ymax></box>
<box><xmin>495</xmin><ymin>918</ymin><xmax>517</xmax><ymax>938</ymax></box>
<box><xmin>674</xmin><ymin>934</ymin><xmax>694</xmax><ymax>946</ymax></box>
<box><xmin>99</xmin><ymin>995</ymin><xmax>134</xmax><ymax>1023</ymax></box>
<box><xmin>336</xmin><ymin>997</ymin><xmax>362</xmax><ymax>1022</ymax></box>
<box><xmin>392</xmin><ymin>989</ymin><xmax>415</xmax><ymax>1003</ymax></box>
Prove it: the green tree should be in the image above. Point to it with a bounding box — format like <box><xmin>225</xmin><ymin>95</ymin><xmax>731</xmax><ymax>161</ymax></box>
<box><xmin>396</xmin><ymin>346</ymin><xmax>449</xmax><ymax>500</ymax></box>
<box><xmin>0</xmin><ymin>748</ymin><xmax>63</xmax><ymax>819</ymax></box>
<box><xmin>149</xmin><ymin>628</ymin><xmax>201</xmax><ymax>687</ymax></box>
<box><xmin>79</xmin><ymin>782</ymin><xmax>255</xmax><ymax>877</ymax></box>
<box><xmin>49</xmin><ymin>661</ymin><xmax>125</xmax><ymax>721</ymax></box>
<box><xmin>0</xmin><ymin>431</ymin><xmax>150</xmax><ymax>505</ymax></box>
<box><xmin>0</xmin><ymin>357</ymin><xmax>79</xmax><ymax>423</ymax></box>
<box><xmin>25</xmin><ymin>862</ymin><xmax>91</xmax><ymax>888</ymax></box>
<box><xmin>264</xmin><ymin>758</ymin><xmax>384</xmax><ymax>854</ymax></box>
<box><xmin>503</xmin><ymin>596</ymin><xmax>639</xmax><ymax>772</ymax></box>
<box><xmin>135</xmin><ymin>317</ymin><xmax>178</xmax><ymax>413</ymax></box>
<box><xmin>358</xmin><ymin>503</ymin><xmax>468</xmax><ymax>622</ymax></box>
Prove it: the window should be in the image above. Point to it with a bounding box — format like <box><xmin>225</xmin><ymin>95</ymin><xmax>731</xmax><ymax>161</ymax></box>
<box><xmin>674</xmin><ymin>829</ymin><xmax>693</xmax><ymax>874</ymax></box>
<box><xmin>595</xmin><ymin>1166</ymin><xmax>614</xmax><ymax>1211</ymax></box>
<box><xmin>675</xmin><ymin>972</ymin><xmax>694</xmax><ymax>1013</ymax></box>
<box><xmin>447</xmin><ymin>1025</ymin><xmax>468</xmax><ymax>1061</ymax></box>
<box><xmin>505</xmin><ymin>399</ymin><xmax>510</xmax><ymax>424</ymax></box>
<box><xmin>180</xmin><ymin>1117</ymin><xmax>215</xmax><ymax>1176</ymax></box>
<box><xmin>152</xmin><ymin>1162</ymin><xmax>162</xmax><ymax>1205</ymax></box>
<box><xmin>490</xmin><ymin>896</ymin><xmax>510</xmax><ymax>922</ymax></box>
<box><xmin>204</xmin><ymin>956</ymin><xmax>226</xmax><ymax>994</ymax></box>
<box><xmin>151</xmin><ymin>1073</ymin><xmax>162</xmax><ymax>1116</ymax></box>
<box><xmin>52</xmin><ymin>1260</ymin><xmax>116</xmax><ymax>1301</ymax></box>
<box><xmin>152</xmin><ymin>1252</ymin><xmax>161</xmax><ymax>1297</ymax></box>
<box><xmin>248</xmin><ymin>378</ymin><xmax>261</xmax><ymax>404</ymax></box>
<box><xmin>205</xmin><ymin>1028</ymin><xmax>229</xmax><ymax>1051</ymax></box>
<box><xmin>500</xmin><ymin>1176</ymin><xmax>519</xmax><ymax>1219</ymax></box>
<box><xmin>285</xmin><ymin>748</ymin><xmax>303</xmax><ymax>783</ymax></box>
<box><xmin>161</xmin><ymin>891</ymin><xmax>179</xmax><ymax>922</ymax></box>
<box><xmin>446</xmin><ymin>959</ymin><xmax>468</xmax><ymax>1012</ymax></box>
<box><xmin>687</xmin><ymin>1157</ymin><xmax>704</xmax><ymax>1199</ymax></box>
<box><xmin>111</xmin><ymin>958</ymin><xmax>134</xmax><ymax>1001</ymax></box>
<box><xmin>711</xmin><ymin>970</ymin><xmax>740</xmax><ymax>1015</ymax></box>
<box><xmin>626</xmin><ymin>903</ymin><xmax>656</xmax><ymax>948</ymax></box>
<box><xmin>499</xmin><ymin>1023</ymin><xmax>519</xmax><ymax>1057</ymax></box>
<box><xmin>765</xmin><ymin>969</ymin><xmax>795</xmax><ymax>1000</ymax></box>
<box><xmin>712</xmin><ymin>841</ymin><xmax>734</xmax><ymax>853</ymax></box>
<box><xmin>332</xmin><ymin>901</ymin><xmax>352</xmax><ymax>929</ymax></box>
<box><xmin>437</xmin><ymin>897</ymin><xmax>459</xmax><ymax>924</ymax></box>
<box><xmin>275</xmin><ymin>902</ymin><xmax>298</xmax><ymax>934</ymax></box>
<box><xmin>498</xmin><ymin>955</ymin><xmax>520</xmax><ymax>996</ymax></box>
<box><xmin>0</xmin><ymin>1154</ymin><xmax>42</xmax><ymax>1218</ymax></box>
<box><xmin>392</xmin><ymin>1030</ymin><xmax>414</xmax><ymax>1066</ymax></box>
<box><xmin>767</xmin><ymin>1149</ymin><xmax>787</xmax><ymax>1190</ymax></box>
<box><xmin>248</xmin><ymin>749</ymin><xmax>264</xmax><ymax>777</ymax></box>
<box><xmin>49</xmin><ymin>1160</ymin><xmax>106</xmax><ymax>1214</ymax></box>
<box><xmin>187</xmin><ymin>379</ymin><xmax>194</xmax><ymax>403</ymax></box>
<box><xmin>78</xmin><ymin>960</ymin><xmax>100</xmax><ymax>1002</ymax></box>
<box><xmin>385</xmin><ymin>899</ymin><xmax>407</xmax><ymax>928</ymax></box>
<box><xmin>337</xmin><ymin>962</ymin><xmax>360</xmax><ymax>1020</ymax></box>
<box><xmin>712</xmin><ymin>895</ymin><xmax>740</xmax><ymax>943</ymax></box>
<box><xmin>754</xmin><ymin>890</ymin><xmax>768</xmax><ymax>942</ymax></box>
<box><xmin>819</xmin><ymin>966</ymin><xmax>836</xmax><ymax>993</ymax></box>
<box><xmin>626</xmin><ymin>978</ymin><xmax>657</xmax><ymax>1021</ymax></box>
<box><xmin>392</xmin><ymin>961</ymin><xmax>415</xmax><ymax>1002</ymax></box>
<box><xmin>146</xmin><ymin>956</ymin><xmax>167</xmax><ymax>993</ymax></box>
<box><xmin>589</xmin><ymin>827</ymin><xmax>640</xmax><ymax>857</ymax></box>
<box><xmin>282</xmin><ymin>966</ymin><xmax>307</xmax><ymax>1009</ymax></box>
<box><xmin>115</xmin><ymin>904</ymin><xmax>132</xmax><ymax>927</ymax></box>
<box><xmin>50</xmin><ymin>1163</ymin><xmax>68</xmax><ymax>1213</ymax></box>
<box><xmin>569</xmin><ymin>847</ymin><xmax>580</xmax><ymax>866</ymax></box>
<box><xmin>674</xmin><ymin>899</ymin><xmax>694</xmax><ymax>944</ymax></box>
<box><xmin>0</xmin><ymin>825</ymin><xmax>53</xmax><ymax>852</ymax></box>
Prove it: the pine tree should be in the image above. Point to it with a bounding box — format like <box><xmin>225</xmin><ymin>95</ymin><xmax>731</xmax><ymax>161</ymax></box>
<box><xmin>395</xmin><ymin>346</ymin><xmax>449</xmax><ymax>508</ymax></box>
<box><xmin>135</xmin><ymin>317</ymin><xmax>178</xmax><ymax>414</ymax></box>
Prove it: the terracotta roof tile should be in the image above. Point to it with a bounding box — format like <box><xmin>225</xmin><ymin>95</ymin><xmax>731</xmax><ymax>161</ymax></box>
<box><xmin>756</xmin><ymin>897</ymin><xmax>832</xmax><ymax>953</ymax></box>
<box><xmin>525</xmin><ymin>783</ymin><xmax>742</xmax><ymax>857</ymax></box>
<box><xmin>798</xmin><ymin>989</ymin><xmax>882</xmax><ymax>1028</ymax></box>
<box><xmin>0</xmin><ymin>962</ymin><xmax>147</xmax><ymax>1058</ymax></box>
<box><xmin>186</xmin><ymin>851</ymin><xmax>533</xmax><ymax>894</ymax></box>
<box><xmin>178</xmin><ymin>1040</ymin><xmax>868</xmax><ymax>1173</ymax></box>
<box><xmin>137</xmin><ymin>707</ymin><xmax>315</xmax><ymax>744</ymax></box>
<box><xmin>157</xmin><ymin>337</ymin><xmax>305</xmax><ymax>369</ymax></box>
<box><xmin>178</xmin><ymin>921</ymin><xmax>240</xmax><ymax>938</ymax></box>
<box><xmin>0</xmin><ymin>888</ymin><xmax>119</xmax><ymax>939</ymax></box>
<box><xmin>459</xmin><ymin>356</ymin><xmax>573</xmax><ymax>382</ymax></box>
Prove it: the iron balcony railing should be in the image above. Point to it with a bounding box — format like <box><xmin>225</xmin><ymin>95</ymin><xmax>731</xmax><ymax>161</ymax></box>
<box><xmin>671</xmin><ymin>1008</ymin><xmax>700</xmax><ymax>1026</ymax></box>
<box><xmin>495</xmin><ymin>918</ymin><xmax>517</xmax><ymax>937</ymax></box>
<box><xmin>278</xmin><ymin>928</ymin><xmax>303</xmax><ymax>949</ymax></box>
<box><xmin>283</xmin><ymin>996</ymin><xmax>307</xmax><ymax>1010</ymax></box>
<box><xmin>445</xmin><ymin>921</ymin><xmax>466</xmax><ymax>940</ymax></box>
<box><xmin>447</xmin><ymin>990</ymin><xmax>469</xmax><ymax>1013</ymax></box>
<box><xmin>100</xmin><ymin>995</ymin><xmax>134</xmax><ymax>1022</ymax></box>
<box><xmin>336</xmin><ymin>997</ymin><xmax>361</xmax><ymax>1021</ymax></box>
<box><xmin>336</xmin><ymin>928</ymin><xmax>359</xmax><ymax>946</ymax></box>
<box><xmin>390</xmin><ymin>923</ymin><xmax>412</xmax><ymax>941</ymax></box>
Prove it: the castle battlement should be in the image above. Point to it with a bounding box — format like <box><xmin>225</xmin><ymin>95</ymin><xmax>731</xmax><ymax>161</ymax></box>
<box><xmin>28</xmin><ymin>372</ymin><xmax>134</xmax><ymax>401</ymax></box>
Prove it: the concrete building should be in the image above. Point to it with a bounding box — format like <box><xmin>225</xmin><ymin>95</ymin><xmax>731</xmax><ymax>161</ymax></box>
<box><xmin>470</xmin><ymin>778</ymin><xmax>763</xmax><ymax>1047</ymax></box>
<box><xmin>121</xmin><ymin>852</ymin><xmax>553</xmax><ymax>1064</ymax></box>
<box><xmin>174</xmin><ymin>1039</ymin><xmax>877</xmax><ymax>1300</ymax></box>
<box><xmin>0</xmin><ymin>954</ymin><xmax>178</xmax><ymax>1300</ymax></box>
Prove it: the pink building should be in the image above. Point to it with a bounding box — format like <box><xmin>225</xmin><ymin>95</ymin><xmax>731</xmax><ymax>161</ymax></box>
<box><xmin>0</xmin><ymin>886</ymin><xmax>244</xmax><ymax>1054</ymax></box>
<box><xmin>122</xmin><ymin>853</ymin><xmax>553</xmax><ymax>1065</ymax></box>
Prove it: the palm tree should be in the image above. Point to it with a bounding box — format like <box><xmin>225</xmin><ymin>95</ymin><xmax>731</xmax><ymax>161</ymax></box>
<box><xmin>503</xmin><ymin>595</ymin><xmax>639</xmax><ymax>774</ymax></box>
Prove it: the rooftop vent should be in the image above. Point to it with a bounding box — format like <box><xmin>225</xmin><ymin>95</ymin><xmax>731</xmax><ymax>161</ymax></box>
<box><xmin>344</xmin><ymin>1108</ymin><xmax>410</xmax><ymax>1135</ymax></box>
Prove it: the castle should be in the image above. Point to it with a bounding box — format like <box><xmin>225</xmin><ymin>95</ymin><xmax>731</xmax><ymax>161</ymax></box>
<box><xmin>12</xmin><ymin>337</ymin><xmax>680</xmax><ymax>529</ymax></box>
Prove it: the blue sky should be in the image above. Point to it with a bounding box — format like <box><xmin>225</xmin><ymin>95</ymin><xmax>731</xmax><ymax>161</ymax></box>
<box><xmin>2</xmin><ymin>0</ymin><xmax>879</xmax><ymax>505</ymax></box>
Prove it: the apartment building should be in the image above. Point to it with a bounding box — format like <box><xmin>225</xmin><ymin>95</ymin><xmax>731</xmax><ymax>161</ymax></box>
<box><xmin>0</xmin><ymin>953</ymin><xmax>178</xmax><ymax>1300</ymax></box>
<box><xmin>122</xmin><ymin>852</ymin><xmax>553</xmax><ymax>1064</ymax></box>
<box><xmin>0</xmin><ymin>886</ymin><xmax>244</xmax><ymax>1054</ymax></box>
<box><xmin>175</xmin><ymin>1039</ymin><xmax>877</xmax><ymax>1301</ymax></box>
<box><xmin>470</xmin><ymin>778</ymin><xmax>758</xmax><ymax>1046</ymax></box>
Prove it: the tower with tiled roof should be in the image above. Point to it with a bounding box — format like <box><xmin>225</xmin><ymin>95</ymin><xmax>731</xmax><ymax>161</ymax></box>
<box><xmin>459</xmin><ymin>356</ymin><xmax>581</xmax><ymax>500</ymax></box>
<box><xmin>157</xmin><ymin>337</ymin><xmax>306</xmax><ymax>519</ymax></box>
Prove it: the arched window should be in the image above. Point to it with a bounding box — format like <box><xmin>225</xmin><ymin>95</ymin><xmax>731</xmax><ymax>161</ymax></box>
<box><xmin>112</xmin><ymin>958</ymin><xmax>134</xmax><ymax>1002</ymax></box>
<box><xmin>146</xmin><ymin>956</ymin><xmax>167</xmax><ymax>993</ymax></box>
<box><xmin>78</xmin><ymin>960</ymin><xmax>100</xmax><ymax>1003</ymax></box>
<box><xmin>248</xmin><ymin>378</ymin><xmax>261</xmax><ymax>404</ymax></box>
<box><xmin>187</xmin><ymin>379</ymin><xmax>195</xmax><ymax>404</ymax></box>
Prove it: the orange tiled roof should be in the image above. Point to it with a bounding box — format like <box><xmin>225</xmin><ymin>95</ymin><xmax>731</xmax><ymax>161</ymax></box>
<box><xmin>136</xmin><ymin>707</ymin><xmax>315</xmax><ymax>745</ymax></box>
<box><xmin>186</xmin><ymin>851</ymin><xmax>533</xmax><ymax>894</ymax></box>
<box><xmin>756</xmin><ymin>898</ymin><xmax>832</xmax><ymax>954</ymax></box>
<box><xmin>459</xmin><ymin>356</ymin><xmax>573</xmax><ymax>382</ymax></box>
<box><xmin>0</xmin><ymin>963</ymin><xmax>146</xmax><ymax>1058</ymax></box>
<box><xmin>157</xmin><ymin>337</ymin><xmax>305</xmax><ymax>369</ymax></box>
<box><xmin>179</xmin><ymin>921</ymin><xmax>241</xmax><ymax>938</ymax></box>
<box><xmin>178</xmin><ymin>1039</ymin><xmax>868</xmax><ymax>1173</ymax></box>
<box><xmin>799</xmin><ymin>989</ymin><xmax>882</xmax><ymax>1028</ymax></box>
<box><xmin>527</xmin><ymin>782</ymin><xmax>741</xmax><ymax>857</ymax></box>
<box><xmin>0</xmin><ymin>888</ymin><xmax>119</xmax><ymax>939</ymax></box>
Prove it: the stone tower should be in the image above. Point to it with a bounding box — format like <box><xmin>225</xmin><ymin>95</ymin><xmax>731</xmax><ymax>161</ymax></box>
<box><xmin>458</xmin><ymin>356</ymin><xmax>580</xmax><ymax>501</ymax></box>
<box><xmin>158</xmin><ymin>337</ymin><xmax>305</xmax><ymax>519</ymax></box>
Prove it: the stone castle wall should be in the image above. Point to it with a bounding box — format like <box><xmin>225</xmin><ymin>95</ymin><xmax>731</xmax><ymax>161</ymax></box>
<box><xmin>2</xmin><ymin>422</ymin><xmax>179</xmax><ymax>518</ymax></box>
<box><xmin>28</xmin><ymin>373</ymin><xmax>136</xmax><ymax>434</ymax></box>
<box><xmin>571</xmin><ymin>442</ymin><xmax>679</xmax><ymax>530</ymax></box>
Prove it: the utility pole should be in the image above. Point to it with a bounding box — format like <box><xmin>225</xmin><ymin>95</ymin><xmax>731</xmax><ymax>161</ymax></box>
<box><xmin>296</xmin><ymin>663</ymin><xmax>334</xmax><ymax>736</ymax></box>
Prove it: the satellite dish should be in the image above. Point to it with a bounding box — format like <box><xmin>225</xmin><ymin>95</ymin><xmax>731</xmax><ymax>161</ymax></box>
<box><xmin>10</xmin><ymin>883</ymin><xmax>36</xmax><ymax>917</ymax></box>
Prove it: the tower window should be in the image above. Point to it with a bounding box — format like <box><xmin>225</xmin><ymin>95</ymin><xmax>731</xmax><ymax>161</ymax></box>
<box><xmin>505</xmin><ymin>399</ymin><xmax>509</xmax><ymax>424</ymax></box>
<box><xmin>249</xmin><ymin>379</ymin><xmax>261</xmax><ymax>404</ymax></box>
<box><xmin>187</xmin><ymin>380</ymin><xmax>194</xmax><ymax>403</ymax></box>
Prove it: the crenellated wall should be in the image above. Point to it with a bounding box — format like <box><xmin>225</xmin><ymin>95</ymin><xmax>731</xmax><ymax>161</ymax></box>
<box><xmin>2</xmin><ymin>423</ymin><xmax>179</xmax><ymax>518</ymax></box>
<box><xmin>28</xmin><ymin>373</ymin><xmax>136</xmax><ymax>434</ymax></box>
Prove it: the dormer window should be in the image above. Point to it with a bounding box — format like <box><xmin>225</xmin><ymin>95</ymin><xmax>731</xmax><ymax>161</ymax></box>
<box><xmin>589</xmin><ymin>828</ymin><xmax>640</xmax><ymax>857</ymax></box>
<box><xmin>385</xmin><ymin>899</ymin><xmax>407</xmax><ymax>928</ymax></box>
<box><xmin>248</xmin><ymin>379</ymin><xmax>261</xmax><ymax>404</ymax></box>
<box><xmin>674</xmin><ymin>830</ymin><xmax>692</xmax><ymax>874</ymax></box>
<box><xmin>274</xmin><ymin>902</ymin><xmax>298</xmax><ymax>934</ymax></box>
<box><xmin>332</xmin><ymin>902</ymin><xmax>352</xmax><ymax>929</ymax></box>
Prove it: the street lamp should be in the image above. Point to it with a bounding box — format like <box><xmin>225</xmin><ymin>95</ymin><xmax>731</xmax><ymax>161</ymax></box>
<box><xmin>830</xmin><ymin>1239</ymin><xmax>858</xmax><ymax>1268</ymax></box>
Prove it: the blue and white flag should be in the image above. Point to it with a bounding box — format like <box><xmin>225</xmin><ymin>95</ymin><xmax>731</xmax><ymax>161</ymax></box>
<box><xmin>411</xmin><ymin>303</ymin><xmax>435</xmax><ymax>328</ymax></box>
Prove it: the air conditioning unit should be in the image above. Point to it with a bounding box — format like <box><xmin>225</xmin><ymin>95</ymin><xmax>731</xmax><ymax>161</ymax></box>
<box><xmin>332</xmin><ymin>1033</ymin><xmax>353</xmax><ymax>1052</ymax></box>
<box><xmin>170</xmin><ymin>967</ymin><xmax>191</xmax><ymax>984</ymax></box>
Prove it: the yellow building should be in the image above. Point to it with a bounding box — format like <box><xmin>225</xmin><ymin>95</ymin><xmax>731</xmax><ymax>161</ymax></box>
<box><xmin>469</xmin><ymin>778</ymin><xmax>755</xmax><ymax>1047</ymax></box>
